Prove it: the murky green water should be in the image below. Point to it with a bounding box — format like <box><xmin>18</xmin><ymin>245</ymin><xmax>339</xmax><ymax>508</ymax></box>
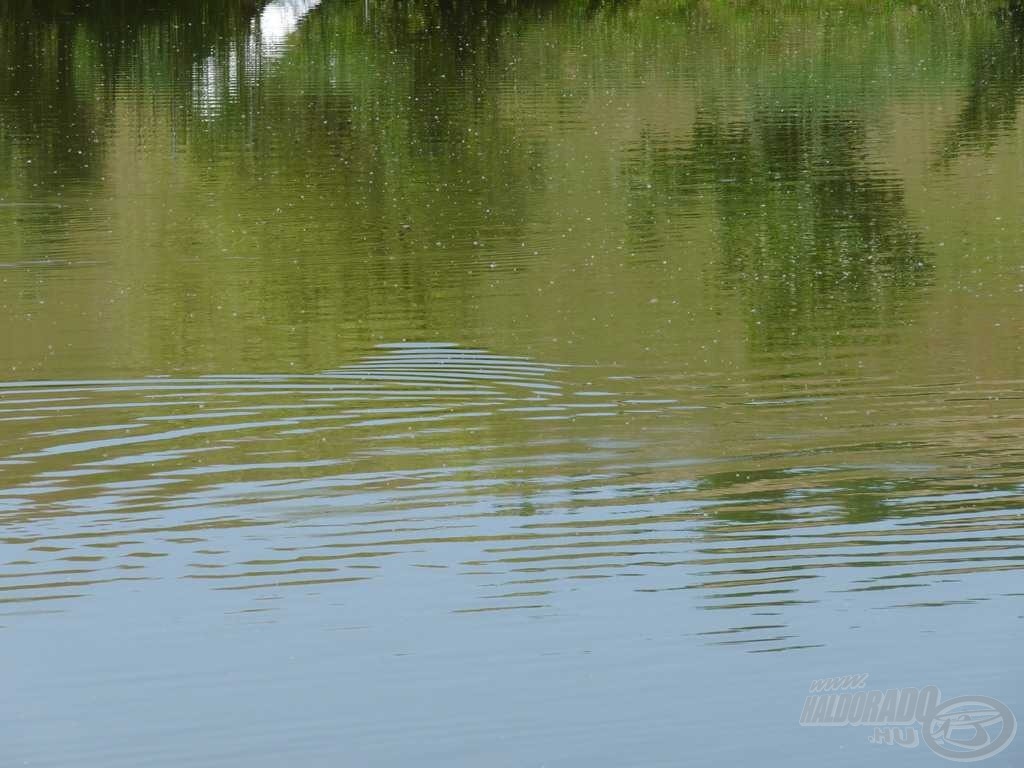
<box><xmin>2</xmin><ymin>1</ymin><xmax>1023</xmax><ymax>765</ymax></box>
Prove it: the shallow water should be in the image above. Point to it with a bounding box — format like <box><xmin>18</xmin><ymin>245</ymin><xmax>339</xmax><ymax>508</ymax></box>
<box><xmin>2</xmin><ymin>1</ymin><xmax>1023</xmax><ymax>765</ymax></box>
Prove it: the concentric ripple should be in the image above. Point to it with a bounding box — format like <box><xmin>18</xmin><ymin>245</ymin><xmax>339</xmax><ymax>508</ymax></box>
<box><xmin>2</xmin><ymin>344</ymin><xmax>1022</xmax><ymax>652</ymax></box>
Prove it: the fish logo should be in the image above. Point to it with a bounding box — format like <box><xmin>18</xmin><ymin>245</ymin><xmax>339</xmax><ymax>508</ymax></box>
<box><xmin>922</xmin><ymin>696</ymin><xmax>1017</xmax><ymax>762</ymax></box>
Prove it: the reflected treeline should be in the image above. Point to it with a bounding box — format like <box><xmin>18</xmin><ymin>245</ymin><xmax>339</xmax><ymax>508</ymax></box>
<box><xmin>623</xmin><ymin>108</ymin><xmax>933</xmax><ymax>350</ymax></box>
<box><xmin>2</xmin><ymin>0</ymin><xmax>1019</xmax><ymax>369</ymax></box>
<box><xmin>0</xmin><ymin>0</ymin><xmax>561</xmax><ymax>167</ymax></box>
<box><xmin>938</xmin><ymin>0</ymin><xmax>1024</xmax><ymax>166</ymax></box>
<box><xmin>0</xmin><ymin>0</ymin><xmax>575</xmax><ymax>367</ymax></box>
<box><xmin>4</xmin><ymin>0</ymin><xmax>1019</xmax><ymax>196</ymax></box>
<box><xmin>0</xmin><ymin>0</ymin><xmax>561</xmax><ymax>217</ymax></box>
<box><xmin>0</xmin><ymin>0</ymin><xmax>261</xmax><ymax>187</ymax></box>
<box><xmin>0</xmin><ymin>0</ymin><xmax>577</xmax><ymax>373</ymax></box>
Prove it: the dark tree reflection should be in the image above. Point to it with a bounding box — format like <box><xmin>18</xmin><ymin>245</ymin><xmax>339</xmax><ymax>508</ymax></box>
<box><xmin>0</xmin><ymin>0</ymin><xmax>261</xmax><ymax>187</ymax></box>
<box><xmin>937</xmin><ymin>0</ymin><xmax>1024</xmax><ymax>166</ymax></box>
<box><xmin>624</xmin><ymin>107</ymin><xmax>933</xmax><ymax>351</ymax></box>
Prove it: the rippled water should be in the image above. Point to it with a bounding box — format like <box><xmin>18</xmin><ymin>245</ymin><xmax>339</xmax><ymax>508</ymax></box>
<box><xmin>2</xmin><ymin>1</ymin><xmax>1023</xmax><ymax>765</ymax></box>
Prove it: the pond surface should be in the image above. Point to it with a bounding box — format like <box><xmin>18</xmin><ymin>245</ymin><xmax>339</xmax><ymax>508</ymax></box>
<box><xmin>2</xmin><ymin>1</ymin><xmax>1023</xmax><ymax>765</ymax></box>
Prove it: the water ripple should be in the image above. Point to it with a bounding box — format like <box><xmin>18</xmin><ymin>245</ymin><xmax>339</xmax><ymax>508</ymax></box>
<box><xmin>1</xmin><ymin>344</ymin><xmax>1023</xmax><ymax>653</ymax></box>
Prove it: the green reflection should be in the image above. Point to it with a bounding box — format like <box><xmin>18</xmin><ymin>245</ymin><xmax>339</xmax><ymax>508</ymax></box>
<box><xmin>624</xmin><ymin>107</ymin><xmax>933</xmax><ymax>350</ymax></box>
<box><xmin>938</xmin><ymin>0</ymin><xmax>1024</xmax><ymax>165</ymax></box>
<box><xmin>0</xmin><ymin>0</ymin><xmax>1021</xmax><ymax>375</ymax></box>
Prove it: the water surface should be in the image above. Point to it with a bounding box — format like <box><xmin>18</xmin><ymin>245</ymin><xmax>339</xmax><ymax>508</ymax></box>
<box><xmin>2</xmin><ymin>1</ymin><xmax>1023</xmax><ymax>765</ymax></box>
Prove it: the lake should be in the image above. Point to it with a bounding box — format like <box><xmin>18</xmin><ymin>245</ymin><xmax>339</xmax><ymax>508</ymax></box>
<box><xmin>1</xmin><ymin>0</ymin><xmax>1022</xmax><ymax>765</ymax></box>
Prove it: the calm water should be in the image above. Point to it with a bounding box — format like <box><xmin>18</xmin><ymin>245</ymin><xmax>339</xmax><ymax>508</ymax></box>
<box><xmin>2</xmin><ymin>1</ymin><xmax>1023</xmax><ymax>765</ymax></box>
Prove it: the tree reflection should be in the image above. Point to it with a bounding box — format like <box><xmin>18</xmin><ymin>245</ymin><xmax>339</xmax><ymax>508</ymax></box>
<box><xmin>624</xmin><ymin>106</ymin><xmax>932</xmax><ymax>351</ymax></box>
<box><xmin>937</xmin><ymin>0</ymin><xmax>1024</xmax><ymax>167</ymax></box>
<box><xmin>0</xmin><ymin>0</ymin><xmax>261</xmax><ymax>187</ymax></box>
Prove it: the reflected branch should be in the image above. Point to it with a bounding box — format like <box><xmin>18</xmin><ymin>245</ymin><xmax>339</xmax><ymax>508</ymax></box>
<box><xmin>936</xmin><ymin>0</ymin><xmax>1024</xmax><ymax>167</ymax></box>
<box><xmin>624</xmin><ymin>107</ymin><xmax>932</xmax><ymax>350</ymax></box>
